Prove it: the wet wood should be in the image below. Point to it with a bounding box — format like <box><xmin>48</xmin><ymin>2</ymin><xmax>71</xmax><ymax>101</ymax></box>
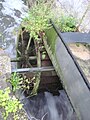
<box><xmin>44</xmin><ymin>23</ymin><xmax>90</xmax><ymax>120</ymax></box>
<box><xmin>16</xmin><ymin>30</ymin><xmax>63</xmax><ymax>95</ymax></box>
<box><xmin>30</xmin><ymin>39</ymin><xmax>41</xmax><ymax>95</ymax></box>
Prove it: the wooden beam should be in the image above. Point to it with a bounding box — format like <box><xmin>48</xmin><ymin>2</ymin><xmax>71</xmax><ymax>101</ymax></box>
<box><xmin>30</xmin><ymin>39</ymin><xmax>42</xmax><ymax>95</ymax></box>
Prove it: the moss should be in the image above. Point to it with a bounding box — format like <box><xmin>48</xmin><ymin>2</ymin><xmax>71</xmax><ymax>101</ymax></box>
<box><xmin>45</xmin><ymin>27</ymin><xmax>57</xmax><ymax>54</ymax></box>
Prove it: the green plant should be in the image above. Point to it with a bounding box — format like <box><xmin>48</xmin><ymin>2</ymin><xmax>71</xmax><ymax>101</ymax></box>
<box><xmin>9</xmin><ymin>72</ymin><xmax>36</xmax><ymax>95</ymax></box>
<box><xmin>0</xmin><ymin>87</ymin><xmax>22</xmax><ymax>120</ymax></box>
<box><xmin>19</xmin><ymin>75</ymin><xmax>35</xmax><ymax>95</ymax></box>
<box><xmin>21</xmin><ymin>1</ymin><xmax>53</xmax><ymax>40</ymax></box>
<box><xmin>57</xmin><ymin>15</ymin><xmax>77</xmax><ymax>32</ymax></box>
<box><xmin>9</xmin><ymin>72</ymin><xmax>22</xmax><ymax>92</ymax></box>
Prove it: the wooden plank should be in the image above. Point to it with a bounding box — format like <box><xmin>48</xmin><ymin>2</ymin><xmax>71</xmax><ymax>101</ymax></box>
<box><xmin>45</xmin><ymin>23</ymin><xmax>90</xmax><ymax>120</ymax></box>
<box><xmin>61</xmin><ymin>32</ymin><xmax>90</xmax><ymax>43</ymax></box>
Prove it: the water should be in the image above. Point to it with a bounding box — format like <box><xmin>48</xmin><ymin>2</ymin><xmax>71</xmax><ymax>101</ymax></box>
<box><xmin>0</xmin><ymin>0</ymin><xmax>77</xmax><ymax>120</ymax></box>
<box><xmin>0</xmin><ymin>0</ymin><xmax>28</xmax><ymax>58</ymax></box>
<box><xmin>21</xmin><ymin>90</ymin><xmax>77</xmax><ymax>120</ymax></box>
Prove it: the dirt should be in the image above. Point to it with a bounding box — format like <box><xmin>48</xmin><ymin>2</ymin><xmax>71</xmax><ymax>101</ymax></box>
<box><xmin>68</xmin><ymin>43</ymin><xmax>90</xmax><ymax>82</ymax></box>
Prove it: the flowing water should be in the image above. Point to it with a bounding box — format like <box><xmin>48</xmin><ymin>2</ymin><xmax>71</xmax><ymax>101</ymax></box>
<box><xmin>0</xmin><ymin>0</ymin><xmax>77</xmax><ymax>120</ymax></box>
<box><xmin>0</xmin><ymin>0</ymin><xmax>28</xmax><ymax>69</ymax></box>
<box><xmin>0</xmin><ymin>0</ymin><xmax>27</xmax><ymax>59</ymax></box>
<box><xmin>18</xmin><ymin>90</ymin><xmax>77</xmax><ymax>120</ymax></box>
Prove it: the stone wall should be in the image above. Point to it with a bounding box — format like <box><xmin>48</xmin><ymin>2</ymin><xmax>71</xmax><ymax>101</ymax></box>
<box><xmin>0</xmin><ymin>48</ymin><xmax>11</xmax><ymax>89</ymax></box>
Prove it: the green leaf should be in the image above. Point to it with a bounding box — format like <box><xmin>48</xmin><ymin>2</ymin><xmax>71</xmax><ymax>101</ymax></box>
<box><xmin>42</xmin><ymin>54</ymin><xmax>46</xmax><ymax>59</ymax></box>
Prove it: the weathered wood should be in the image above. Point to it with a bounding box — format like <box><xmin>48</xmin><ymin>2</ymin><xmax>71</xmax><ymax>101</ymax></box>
<box><xmin>17</xmin><ymin>49</ymin><xmax>22</xmax><ymax>56</ymax></box>
<box><xmin>45</xmin><ymin>23</ymin><xmax>90</xmax><ymax>120</ymax></box>
<box><xmin>26</xmin><ymin>37</ymin><xmax>32</xmax><ymax>52</ymax></box>
<box><xmin>61</xmin><ymin>32</ymin><xmax>90</xmax><ymax>43</ymax></box>
<box><xmin>16</xmin><ymin>28</ymin><xmax>62</xmax><ymax>96</ymax></box>
<box><xmin>30</xmin><ymin>39</ymin><xmax>41</xmax><ymax>95</ymax></box>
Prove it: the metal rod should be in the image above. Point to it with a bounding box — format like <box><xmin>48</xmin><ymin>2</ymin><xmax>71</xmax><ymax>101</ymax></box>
<box><xmin>12</xmin><ymin>66</ymin><xmax>54</xmax><ymax>73</ymax></box>
<box><xmin>11</xmin><ymin>56</ymin><xmax>37</xmax><ymax>62</ymax></box>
